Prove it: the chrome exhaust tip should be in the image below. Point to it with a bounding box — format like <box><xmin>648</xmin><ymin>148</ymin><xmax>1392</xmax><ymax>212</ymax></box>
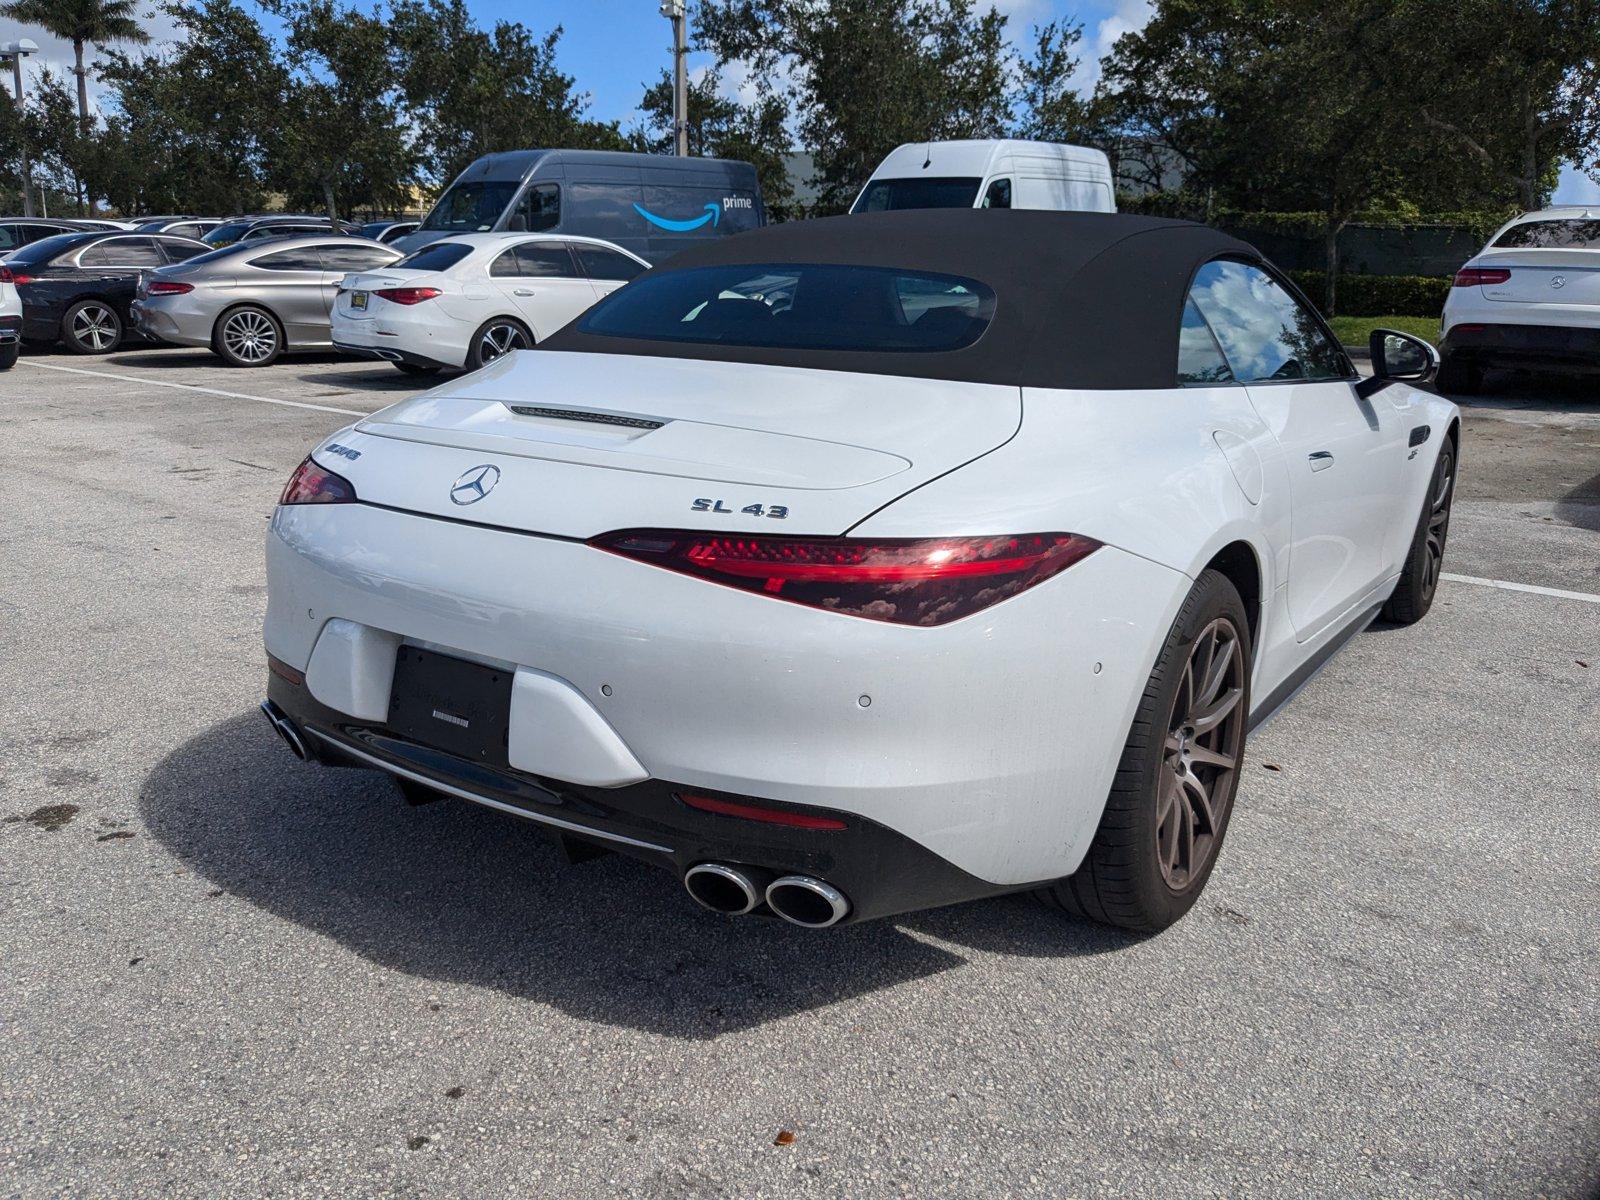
<box><xmin>683</xmin><ymin>863</ymin><xmax>763</xmax><ymax>915</ymax></box>
<box><xmin>765</xmin><ymin>876</ymin><xmax>850</xmax><ymax>928</ymax></box>
<box><xmin>259</xmin><ymin>700</ymin><xmax>311</xmax><ymax>762</ymax></box>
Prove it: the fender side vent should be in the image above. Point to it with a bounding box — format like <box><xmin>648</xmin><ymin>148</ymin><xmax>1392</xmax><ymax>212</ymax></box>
<box><xmin>506</xmin><ymin>405</ymin><xmax>665</xmax><ymax>431</ymax></box>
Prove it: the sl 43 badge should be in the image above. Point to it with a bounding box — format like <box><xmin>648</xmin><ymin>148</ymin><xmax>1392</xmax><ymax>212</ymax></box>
<box><xmin>692</xmin><ymin>498</ymin><xmax>789</xmax><ymax>519</ymax></box>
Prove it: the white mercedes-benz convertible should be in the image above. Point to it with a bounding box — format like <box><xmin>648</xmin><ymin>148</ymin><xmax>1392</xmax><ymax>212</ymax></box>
<box><xmin>262</xmin><ymin>211</ymin><xmax>1459</xmax><ymax>931</ymax></box>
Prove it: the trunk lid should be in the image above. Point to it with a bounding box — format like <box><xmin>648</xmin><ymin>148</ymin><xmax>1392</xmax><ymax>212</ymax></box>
<box><xmin>335</xmin><ymin>270</ymin><xmax>434</xmax><ymax>320</ymax></box>
<box><xmin>1470</xmin><ymin>248</ymin><xmax>1600</xmax><ymax>305</ymax></box>
<box><xmin>327</xmin><ymin>350</ymin><xmax>1021</xmax><ymax>537</ymax></box>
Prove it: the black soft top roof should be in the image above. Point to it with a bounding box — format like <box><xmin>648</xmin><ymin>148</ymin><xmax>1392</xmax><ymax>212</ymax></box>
<box><xmin>541</xmin><ymin>209</ymin><xmax>1265</xmax><ymax>389</ymax></box>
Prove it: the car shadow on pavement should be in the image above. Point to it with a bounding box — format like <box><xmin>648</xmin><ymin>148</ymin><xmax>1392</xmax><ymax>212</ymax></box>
<box><xmin>141</xmin><ymin>712</ymin><xmax>1119</xmax><ymax>1037</ymax></box>
<box><xmin>291</xmin><ymin>365</ymin><xmax>435</xmax><ymax>393</ymax></box>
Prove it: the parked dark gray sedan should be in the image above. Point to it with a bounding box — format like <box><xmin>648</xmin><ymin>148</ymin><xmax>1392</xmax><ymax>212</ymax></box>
<box><xmin>130</xmin><ymin>234</ymin><xmax>403</xmax><ymax>366</ymax></box>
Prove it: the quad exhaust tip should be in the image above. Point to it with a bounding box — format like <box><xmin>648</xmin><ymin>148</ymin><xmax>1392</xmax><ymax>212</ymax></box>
<box><xmin>765</xmin><ymin>876</ymin><xmax>851</xmax><ymax>928</ymax></box>
<box><xmin>683</xmin><ymin>863</ymin><xmax>763</xmax><ymax>916</ymax></box>
<box><xmin>259</xmin><ymin>700</ymin><xmax>311</xmax><ymax>762</ymax></box>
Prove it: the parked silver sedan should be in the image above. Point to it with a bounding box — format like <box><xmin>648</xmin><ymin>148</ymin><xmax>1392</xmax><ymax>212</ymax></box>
<box><xmin>130</xmin><ymin>234</ymin><xmax>404</xmax><ymax>367</ymax></box>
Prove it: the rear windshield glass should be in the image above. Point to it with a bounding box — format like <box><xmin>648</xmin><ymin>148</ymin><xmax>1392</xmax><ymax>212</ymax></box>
<box><xmin>6</xmin><ymin>233</ymin><xmax>95</xmax><ymax>265</ymax></box>
<box><xmin>394</xmin><ymin>242</ymin><xmax>473</xmax><ymax>272</ymax></box>
<box><xmin>579</xmin><ymin>263</ymin><xmax>995</xmax><ymax>353</ymax></box>
<box><xmin>1492</xmin><ymin>218</ymin><xmax>1600</xmax><ymax>249</ymax></box>
<box><xmin>851</xmin><ymin>177</ymin><xmax>981</xmax><ymax>213</ymax></box>
<box><xmin>203</xmin><ymin>221</ymin><xmax>253</xmax><ymax>245</ymax></box>
<box><xmin>420</xmin><ymin>181</ymin><xmax>518</xmax><ymax>232</ymax></box>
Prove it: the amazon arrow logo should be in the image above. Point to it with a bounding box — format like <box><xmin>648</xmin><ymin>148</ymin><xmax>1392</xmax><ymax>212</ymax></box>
<box><xmin>634</xmin><ymin>201</ymin><xmax>721</xmax><ymax>232</ymax></box>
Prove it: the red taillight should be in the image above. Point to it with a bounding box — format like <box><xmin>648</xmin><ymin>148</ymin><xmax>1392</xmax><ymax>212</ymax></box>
<box><xmin>1453</xmin><ymin>267</ymin><xmax>1511</xmax><ymax>287</ymax></box>
<box><xmin>0</xmin><ymin>266</ymin><xmax>11</xmax><ymax>284</ymax></box>
<box><xmin>678</xmin><ymin>792</ymin><xmax>848</xmax><ymax>831</ymax></box>
<box><xmin>590</xmin><ymin>530</ymin><xmax>1100</xmax><ymax>626</ymax></box>
<box><xmin>9</xmin><ymin>271</ymin><xmax>34</xmax><ymax>286</ymax></box>
<box><xmin>373</xmin><ymin>286</ymin><xmax>440</xmax><ymax>305</ymax></box>
<box><xmin>146</xmin><ymin>280</ymin><xmax>194</xmax><ymax>296</ymax></box>
<box><xmin>279</xmin><ymin>456</ymin><xmax>357</xmax><ymax>505</ymax></box>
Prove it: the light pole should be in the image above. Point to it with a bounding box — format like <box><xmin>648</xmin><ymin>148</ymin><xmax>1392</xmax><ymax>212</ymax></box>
<box><xmin>1</xmin><ymin>39</ymin><xmax>38</xmax><ymax>217</ymax></box>
<box><xmin>659</xmin><ymin>0</ymin><xmax>688</xmax><ymax>157</ymax></box>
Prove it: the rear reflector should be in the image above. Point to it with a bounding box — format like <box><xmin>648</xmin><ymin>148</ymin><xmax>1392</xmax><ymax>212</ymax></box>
<box><xmin>1453</xmin><ymin>267</ymin><xmax>1511</xmax><ymax>287</ymax></box>
<box><xmin>373</xmin><ymin>286</ymin><xmax>441</xmax><ymax>305</ymax></box>
<box><xmin>591</xmin><ymin>530</ymin><xmax>1100</xmax><ymax>625</ymax></box>
<box><xmin>279</xmin><ymin>456</ymin><xmax>357</xmax><ymax>505</ymax></box>
<box><xmin>678</xmin><ymin>792</ymin><xmax>848</xmax><ymax>831</ymax></box>
<box><xmin>146</xmin><ymin>280</ymin><xmax>194</xmax><ymax>296</ymax></box>
<box><xmin>267</xmin><ymin>655</ymin><xmax>305</xmax><ymax>686</ymax></box>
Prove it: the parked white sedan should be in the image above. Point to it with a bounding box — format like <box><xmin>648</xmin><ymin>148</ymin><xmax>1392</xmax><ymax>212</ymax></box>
<box><xmin>1439</xmin><ymin>205</ymin><xmax>1600</xmax><ymax>393</ymax></box>
<box><xmin>331</xmin><ymin>233</ymin><xmax>649</xmax><ymax>374</ymax></box>
<box><xmin>0</xmin><ymin>261</ymin><xmax>20</xmax><ymax>370</ymax></box>
<box><xmin>264</xmin><ymin>211</ymin><xmax>1459</xmax><ymax>933</ymax></box>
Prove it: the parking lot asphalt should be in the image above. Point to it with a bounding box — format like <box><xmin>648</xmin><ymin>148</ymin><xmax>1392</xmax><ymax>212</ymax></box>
<box><xmin>2</xmin><ymin>346</ymin><xmax>1597</xmax><ymax>1199</ymax></box>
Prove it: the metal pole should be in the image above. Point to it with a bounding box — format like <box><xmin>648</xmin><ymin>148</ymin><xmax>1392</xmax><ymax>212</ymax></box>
<box><xmin>9</xmin><ymin>54</ymin><xmax>34</xmax><ymax>217</ymax></box>
<box><xmin>660</xmin><ymin>1</ymin><xmax>688</xmax><ymax>157</ymax></box>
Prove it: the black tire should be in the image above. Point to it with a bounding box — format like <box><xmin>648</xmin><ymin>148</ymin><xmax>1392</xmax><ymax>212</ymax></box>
<box><xmin>0</xmin><ymin>341</ymin><xmax>17</xmax><ymax>370</ymax></box>
<box><xmin>1039</xmin><ymin>569</ymin><xmax>1252</xmax><ymax>933</ymax></box>
<box><xmin>61</xmin><ymin>299</ymin><xmax>123</xmax><ymax>354</ymax></box>
<box><xmin>1436</xmin><ymin>355</ymin><xmax>1483</xmax><ymax>396</ymax></box>
<box><xmin>1381</xmin><ymin>441</ymin><xmax>1455</xmax><ymax>625</ymax></box>
<box><xmin>465</xmin><ymin>317</ymin><xmax>532</xmax><ymax>370</ymax></box>
<box><xmin>211</xmin><ymin>305</ymin><xmax>285</xmax><ymax>367</ymax></box>
<box><xmin>394</xmin><ymin>361</ymin><xmax>440</xmax><ymax>376</ymax></box>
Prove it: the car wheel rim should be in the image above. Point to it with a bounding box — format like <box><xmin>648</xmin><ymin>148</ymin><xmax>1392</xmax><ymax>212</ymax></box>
<box><xmin>1157</xmin><ymin>616</ymin><xmax>1245</xmax><ymax>892</ymax></box>
<box><xmin>73</xmin><ymin>305</ymin><xmax>117</xmax><ymax>351</ymax></box>
<box><xmin>224</xmin><ymin>311</ymin><xmax>278</xmax><ymax>362</ymax></box>
<box><xmin>1421</xmin><ymin>449</ymin><xmax>1454</xmax><ymax>602</ymax></box>
<box><xmin>480</xmin><ymin>324</ymin><xmax>526</xmax><ymax>362</ymax></box>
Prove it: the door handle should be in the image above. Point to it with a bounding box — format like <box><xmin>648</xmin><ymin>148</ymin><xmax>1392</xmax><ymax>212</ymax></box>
<box><xmin>513</xmin><ymin>288</ymin><xmax>535</xmax><ymax>296</ymax></box>
<box><xmin>1308</xmin><ymin>450</ymin><xmax>1335</xmax><ymax>472</ymax></box>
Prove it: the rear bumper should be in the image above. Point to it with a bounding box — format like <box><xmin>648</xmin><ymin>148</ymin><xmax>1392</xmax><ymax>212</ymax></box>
<box><xmin>0</xmin><ymin>315</ymin><xmax>19</xmax><ymax>344</ymax></box>
<box><xmin>129</xmin><ymin>299</ymin><xmax>210</xmax><ymax>347</ymax></box>
<box><xmin>265</xmin><ymin>673</ymin><xmax>1013</xmax><ymax>924</ymax></box>
<box><xmin>264</xmin><ymin>501</ymin><xmax>1189</xmax><ymax>889</ymax></box>
<box><xmin>333</xmin><ymin>338</ymin><xmax>455</xmax><ymax>371</ymax></box>
<box><xmin>1441</xmin><ymin>322</ymin><xmax>1600</xmax><ymax>370</ymax></box>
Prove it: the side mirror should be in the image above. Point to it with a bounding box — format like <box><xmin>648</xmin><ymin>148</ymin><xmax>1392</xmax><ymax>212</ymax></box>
<box><xmin>1357</xmin><ymin>329</ymin><xmax>1438</xmax><ymax>397</ymax></box>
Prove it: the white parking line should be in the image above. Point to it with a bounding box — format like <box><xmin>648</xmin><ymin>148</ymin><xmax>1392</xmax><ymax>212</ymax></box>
<box><xmin>1440</xmin><ymin>572</ymin><xmax>1600</xmax><ymax>605</ymax></box>
<box><xmin>17</xmin><ymin>359</ymin><xmax>367</xmax><ymax>417</ymax></box>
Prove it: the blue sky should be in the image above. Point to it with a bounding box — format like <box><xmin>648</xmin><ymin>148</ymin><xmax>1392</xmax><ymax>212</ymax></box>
<box><xmin>3</xmin><ymin>0</ymin><xmax>1597</xmax><ymax>201</ymax></box>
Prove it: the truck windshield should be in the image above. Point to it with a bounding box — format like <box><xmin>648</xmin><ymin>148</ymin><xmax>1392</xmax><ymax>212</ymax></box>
<box><xmin>420</xmin><ymin>181</ymin><xmax>519</xmax><ymax>232</ymax></box>
<box><xmin>851</xmin><ymin>177</ymin><xmax>981</xmax><ymax>213</ymax></box>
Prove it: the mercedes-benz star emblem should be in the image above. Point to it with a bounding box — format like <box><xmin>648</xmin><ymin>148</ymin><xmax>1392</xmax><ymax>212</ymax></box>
<box><xmin>1550</xmin><ymin>275</ymin><xmax>1567</xmax><ymax>290</ymax></box>
<box><xmin>450</xmin><ymin>464</ymin><xmax>501</xmax><ymax>505</ymax></box>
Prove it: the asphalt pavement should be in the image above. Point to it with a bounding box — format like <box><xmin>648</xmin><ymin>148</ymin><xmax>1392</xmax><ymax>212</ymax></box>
<box><xmin>2</xmin><ymin>346</ymin><xmax>1597</xmax><ymax>1198</ymax></box>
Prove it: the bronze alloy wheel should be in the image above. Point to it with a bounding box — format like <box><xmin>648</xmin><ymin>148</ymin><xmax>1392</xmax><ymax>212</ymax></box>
<box><xmin>1156</xmin><ymin>616</ymin><xmax>1246</xmax><ymax>891</ymax></box>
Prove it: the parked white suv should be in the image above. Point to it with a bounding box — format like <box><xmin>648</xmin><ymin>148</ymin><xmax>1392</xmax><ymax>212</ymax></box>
<box><xmin>0</xmin><ymin>261</ymin><xmax>21</xmax><ymax>370</ymax></box>
<box><xmin>331</xmin><ymin>233</ymin><xmax>649</xmax><ymax>374</ymax></box>
<box><xmin>1439</xmin><ymin>206</ymin><xmax>1600</xmax><ymax>393</ymax></box>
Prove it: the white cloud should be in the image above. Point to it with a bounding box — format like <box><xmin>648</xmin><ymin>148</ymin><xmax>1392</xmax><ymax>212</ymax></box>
<box><xmin>1552</xmin><ymin>163</ymin><xmax>1600</xmax><ymax>206</ymax></box>
<box><xmin>1075</xmin><ymin>0</ymin><xmax>1153</xmax><ymax>95</ymax></box>
<box><xmin>0</xmin><ymin>9</ymin><xmax>182</xmax><ymax>113</ymax></box>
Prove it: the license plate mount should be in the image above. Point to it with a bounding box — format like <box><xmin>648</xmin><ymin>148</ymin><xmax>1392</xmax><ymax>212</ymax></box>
<box><xmin>387</xmin><ymin>647</ymin><xmax>513</xmax><ymax>764</ymax></box>
<box><xmin>351</xmin><ymin>291</ymin><xmax>368</xmax><ymax>310</ymax></box>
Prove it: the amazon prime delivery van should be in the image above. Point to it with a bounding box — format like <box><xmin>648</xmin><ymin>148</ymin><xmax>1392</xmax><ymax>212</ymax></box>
<box><xmin>398</xmin><ymin>150</ymin><xmax>766</xmax><ymax>261</ymax></box>
<box><xmin>850</xmin><ymin>140</ymin><xmax>1115</xmax><ymax>214</ymax></box>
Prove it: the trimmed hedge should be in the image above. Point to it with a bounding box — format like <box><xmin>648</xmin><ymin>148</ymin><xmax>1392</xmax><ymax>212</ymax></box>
<box><xmin>1288</xmin><ymin>270</ymin><xmax>1451</xmax><ymax>318</ymax></box>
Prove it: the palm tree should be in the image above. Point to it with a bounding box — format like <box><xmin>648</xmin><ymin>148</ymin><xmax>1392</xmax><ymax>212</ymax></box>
<box><xmin>0</xmin><ymin>0</ymin><xmax>149</xmax><ymax>213</ymax></box>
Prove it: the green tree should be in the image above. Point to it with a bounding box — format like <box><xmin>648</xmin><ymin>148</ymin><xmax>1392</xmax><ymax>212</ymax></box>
<box><xmin>1101</xmin><ymin>0</ymin><xmax>1422</xmax><ymax>313</ymax></box>
<box><xmin>1014</xmin><ymin>19</ymin><xmax>1093</xmax><ymax>143</ymax></box>
<box><xmin>632</xmin><ymin>68</ymin><xmax>795</xmax><ymax>216</ymax></box>
<box><xmin>95</xmin><ymin>0</ymin><xmax>285</xmax><ymax>214</ymax></box>
<box><xmin>697</xmin><ymin>0</ymin><xmax>1012</xmax><ymax>212</ymax></box>
<box><xmin>270</xmin><ymin>0</ymin><xmax>416</xmax><ymax>222</ymax></box>
<box><xmin>0</xmin><ymin>0</ymin><xmax>149</xmax><ymax>211</ymax></box>
<box><xmin>1396</xmin><ymin>0</ymin><xmax>1600</xmax><ymax>209</ymax></box>
<box><xmin>389</xmin><ymin>0</ymin><xmax>625</xmax><ymax>190</ymax></box>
